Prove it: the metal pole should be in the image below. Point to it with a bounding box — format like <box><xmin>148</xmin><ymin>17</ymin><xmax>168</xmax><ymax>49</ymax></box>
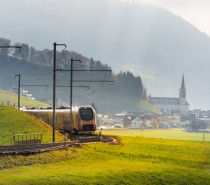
<box><xmin>18</xmin><ymin>74</ymin><xmax>20</xmax><ymax>109</ymax></box>
<box><xmin>15</xmin><ymin>74</ymin><xmax>48</xmax><ymax>110</ymax></box>
<box><xmin>52</xmin><ymin>43</ymin><xmax>66</xmax><ymax>142</ymax></box>
<box><xmin>69</xmin><ymin>59</ymin><xmax>81</xmax><ymax>132</ymax></box>
<box><xmin>70</xmin><ymin>59</ymin><xmax>73</xmax><ymax>131</ymax></box>
<box><xmin>15</xmin><ymin>74</ymin><xmax>21</xmax><ymax>109</ymax></box>
<box><xmin>53</xmin><ymin>42</ymin><xmax>56</xmax><ymax>142</ymax></box>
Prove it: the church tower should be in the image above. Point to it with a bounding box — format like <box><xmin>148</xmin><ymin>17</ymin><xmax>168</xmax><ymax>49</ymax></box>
<box><xmin>179</xmin><ymin>75</ymin><xmax>186</xmax><ymax>104</ymax></box>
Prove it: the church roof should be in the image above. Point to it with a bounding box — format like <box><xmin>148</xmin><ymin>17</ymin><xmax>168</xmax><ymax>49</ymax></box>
<box><xmin>181</xmin><ymin>75</ymin><xmax>185</xmax><ymax>90</ymax></box>
<box><xmin>150</xmin><ymin>97</ymin><xmax>181</xmax><ymax>105</ymax></box>
<box><xmin>150</xmin><ymin>97</ymin><xmax>189</xmax><ymax>106</ymax></box>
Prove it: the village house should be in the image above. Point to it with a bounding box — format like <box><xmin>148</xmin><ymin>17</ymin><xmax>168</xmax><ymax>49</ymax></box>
<box><xmin>131</xmin><ymin>117</ymin><xmax>144</xmax><ymax>129</ymax></box>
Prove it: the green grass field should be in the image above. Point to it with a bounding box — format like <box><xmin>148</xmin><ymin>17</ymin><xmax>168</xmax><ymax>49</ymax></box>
<box><xmin>101</xmin><ymin>129</ymin><xmax>210</xmax><ymax>141</ymax></box>
<box><xmin>0</xmin><ymin>107</ymin><xmax>209</xmax><ymax>184</ymax></box>
<box><xmin>0</xmin><ymin>89</ymin><xmax>49</xmax><ymax>108</ymax></box>
<box><xmin>0</xmin><ymin>136</ymin><xmax>209</xmax><ymax>184</ymax></box>
<box><xmin>0</xmin><ymin>106</ymin><xmax>64</xmax><ymax>144</ymax></box>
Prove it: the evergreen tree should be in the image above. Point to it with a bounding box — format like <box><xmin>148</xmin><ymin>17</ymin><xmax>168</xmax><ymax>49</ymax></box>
<box><xmin>0</xmin><ymin>38</ymin><xmax>11</xmax><ymax>55</ymax></box>
<box><xmin>91</xmin><ymin>102</ymin><xmax>98</xmax><ymax>113</ymax></box>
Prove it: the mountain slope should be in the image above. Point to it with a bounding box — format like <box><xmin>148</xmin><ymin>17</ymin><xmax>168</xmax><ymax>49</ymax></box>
<box><xmin>1</xmin><ymin>0</ymin><xmax>210</xmax><ymax>108</ymax></box>
<box><xmin>61</xmin><ymin>0</ymin><xmax>210</xmax><ymax>109</ymax></box>
<box><xmin>0</xmin><ymin>52</ymin><xmax>150</xmax><ymax>114</ymax></box>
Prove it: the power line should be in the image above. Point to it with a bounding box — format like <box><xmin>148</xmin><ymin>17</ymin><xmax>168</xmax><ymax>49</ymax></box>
<box><xmin>15</xmin><ymin>74</ymin><xmax>48</xmax><ymax>109</ymax></box>
<box><xmin>73</xmin><ymin>80</ymin><xmax>113</xmax><ymax>83</ymax></box>
<box><xmin>52</xmin><ymin>43</ymin><xmax>114</xmax><ymax>142</ymax></box>
<box><xmin>0</xmin><ymin>46</ymin><xmax>21</xmax><ymax>49</ymax></box>
<box><xmin>56</xmin><ymin>69</ymin><xmax>112</xmax><ymax>72</ymax></box>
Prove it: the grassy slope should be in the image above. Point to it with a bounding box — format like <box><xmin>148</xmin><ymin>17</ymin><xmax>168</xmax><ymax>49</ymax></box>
<box><xmin>138</xmin><ymin>100</ymin><xmax>162</xmax><ymax>115</ymax></box>
<box><xmin>0</xmin><ymin>106</ymin><xmax>64</xmax><ymax>144</ymax></box>
<box><xmin>102</xmin><ymin>129</ymin><xmax>210</xmax><ymax>141</ymax></box>
<box><xmin>0</xmin><ymin>89</ymin><xmax>49</xmax><ymax>108</ymax></box>
<box><xmin>95</xmin><ymin>91</ymin><xmax>161</xmax><ymax>115</ymax></box>
<box><xmin>0</xmin><ymin>136</ymin><xmax>209</xmax><ymax>184</ymax></box>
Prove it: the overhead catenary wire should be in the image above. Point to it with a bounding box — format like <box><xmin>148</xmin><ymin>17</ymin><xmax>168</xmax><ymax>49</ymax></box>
<box><xmin>56</xmin><ymin>67</ymin><xmax>114</xmax><ymax>96</ymax></box>
<box><xmin>15</xmin><ymin>74</ymin><xmax>49</xmax><ymax>109</ymax></box>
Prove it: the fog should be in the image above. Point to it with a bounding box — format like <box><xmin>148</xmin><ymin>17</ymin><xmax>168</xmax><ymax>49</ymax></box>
<box><xmin>1</xmin><ymin>0</ymin><xmax>210</xmax><ymax>109</ymax></box>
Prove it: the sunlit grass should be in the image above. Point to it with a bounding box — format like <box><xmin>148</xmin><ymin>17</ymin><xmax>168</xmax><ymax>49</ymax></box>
<box><xmin>0</xmin><ymin>106</ymin><xmax>209</xmax><ymax>184</ymax></box>
<box><xmin>101</xmin><ymin>128</ymin><xmax>210</xmax><ymax>141</ymax></box>
<box><xmin>138</xmin><ymin>100</ymin><xmax>162</xmax><ymax>115</ymax></box>
<box><xmin>0</xmin><ymin>136</ymin><xmax>209</xmax><ymax>184</ymax></box>
<box><xmin>0</xmin><ymin>106</ymin><xmax>64</xmax><ymax>144</ymax></box>
<box><xmin>0</xmin><ymin>89</ymin><xmax>49</xmax><ymax>108</ymax></box>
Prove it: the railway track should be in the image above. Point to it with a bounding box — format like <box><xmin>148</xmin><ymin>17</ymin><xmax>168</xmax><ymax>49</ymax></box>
<box><xmin>0</xmin><ymin>135</ymin><xmax>113</xmax><ymax>155</ymax></box>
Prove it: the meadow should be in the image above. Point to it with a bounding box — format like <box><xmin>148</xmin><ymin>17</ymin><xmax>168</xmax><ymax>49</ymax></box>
<box><xmin>0</xmin><ymin>106</ymin><xmax>209</xmax><ymax>184</ymax></box>
<box><xmin>0</xmin><ymin>136</ymin><xmax>209</xmax><ymax>184</ymax></box>
<box><xmin>0</xmin><ymin>89</ymin><xmax>49</xmax><ymax>108</ymax></box>
<box><xmin>102</xmin><ymin>128</ymin><xmax>210</xmax><ymax>141</ymax></box>
<box><xmin>0</xmin><ymin>106</ymin><xmax>64</xmax><ymax>144</ymax></box>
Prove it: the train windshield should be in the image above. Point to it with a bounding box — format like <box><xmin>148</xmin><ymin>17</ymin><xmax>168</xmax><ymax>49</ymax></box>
<box><xmin>79</xmin><ymin>108</ymin><xmax>93</xmax><ymax>121</ymax></box>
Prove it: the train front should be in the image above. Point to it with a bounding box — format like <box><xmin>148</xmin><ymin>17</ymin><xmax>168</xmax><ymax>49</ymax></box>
<box><xmin>78</xmin><ymin>106</ymin><xmax>96</xmax><ymax>132</ymax></box>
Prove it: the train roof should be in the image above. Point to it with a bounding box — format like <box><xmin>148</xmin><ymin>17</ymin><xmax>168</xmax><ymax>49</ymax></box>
<box><xmin>23</xmin><ymin>106</ymin><xmax>93</xmax><ymax>113</ymax></box>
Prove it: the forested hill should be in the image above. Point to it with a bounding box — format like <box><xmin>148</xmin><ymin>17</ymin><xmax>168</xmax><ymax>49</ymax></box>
<box><xmin>0</xmin><ymin>37</ymin><xmax>154</xmax><ymax>114</ymax></box>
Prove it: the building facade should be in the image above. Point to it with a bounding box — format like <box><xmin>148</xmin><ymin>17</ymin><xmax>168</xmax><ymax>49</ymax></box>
<box><xmin>149</xmin><ymin>75</ymin><xmax>189</xmax><ymax>113</ymax></box>
<box><xmin>131</xmin><ymin>117</ymin><xmax>144</xmax><ymax>129</ymax></box>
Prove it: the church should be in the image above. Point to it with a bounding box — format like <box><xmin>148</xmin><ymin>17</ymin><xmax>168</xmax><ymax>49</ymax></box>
<box><xmin>149</xmin><ymin>75</ymin><xmax>189</xmax><ymax>113</ymax></box>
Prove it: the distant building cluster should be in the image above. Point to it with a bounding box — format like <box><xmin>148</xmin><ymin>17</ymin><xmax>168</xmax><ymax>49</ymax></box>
<box><xmin>97</xmin><ymin>108</ymin><xmax>209</xmax><ymax>132</ymax></box>
<box><xmin>96</xmin><ymin>78</ymin><xmax>210</xmax><ymax>132</ymax></box>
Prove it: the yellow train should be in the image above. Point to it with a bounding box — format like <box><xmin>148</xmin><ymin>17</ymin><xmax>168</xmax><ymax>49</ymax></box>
<box><xmin>24</xmin><ymin>106</ymin><xmax>97</xmax><ymax>133</ymax></box>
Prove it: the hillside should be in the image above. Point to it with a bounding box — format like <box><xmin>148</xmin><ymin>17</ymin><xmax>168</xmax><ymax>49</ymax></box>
<box><xmin>49</xmin><ymin>0</ymin><xmax>210</xmax><ymax>110</ymax></box>
<box><xmin>2</xmin><ymin>0</ymin><xmax>210</xmax><ymax>109</ymax></box>
<box><xmin>138</xmin><ymin>100</ymin><xmax>162</xmax><ymax>115</ymax></box>
<box><xmin>0</xmin><ymin>136</ymin><xmax>209</xmax><ymax>184</ymax></box>
<box><xmin>103</xmin><ymin>129</ymin><xmax>210</xmax><ymax>142</ymax></box>
<box><xmin>0</xmin><ymin>106</ymin><xmax>64</xmax><ymax>144</ymax></box>
<box><xmin>0</xmin><ymin>89</ymin><xmax>49</xmax><ymax>108</ymax></box>
<box><xmin>0</xmin><ymin>43</ymin><xmax>158</xmax><ymax>114</ymax></box>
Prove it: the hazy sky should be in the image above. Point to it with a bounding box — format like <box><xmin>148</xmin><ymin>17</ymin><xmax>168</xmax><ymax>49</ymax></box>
<box><xmin>1</xmin><ymin>0</ymin><xmax>209</xmax><ymax>46</ymax></box>
<box><xmin>135</xmin><ymin>0</ymin><xmax>210</xmax><ymax>36</ymax></box>
<box><xmin>1</xmin><ymin>0</ymin><xmax>210</xmax><ymax>109</ymax></box>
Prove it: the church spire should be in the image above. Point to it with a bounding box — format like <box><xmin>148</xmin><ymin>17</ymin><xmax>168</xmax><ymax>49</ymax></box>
<box><xmin>181</xmin><ymin>75</ymin><xmax>185</xmax><ymax>90</ymax></box>
<box><xmin>179</xmin><ymin>74</ymin><xmax>186</xmax><ymax>102</ymax></box>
